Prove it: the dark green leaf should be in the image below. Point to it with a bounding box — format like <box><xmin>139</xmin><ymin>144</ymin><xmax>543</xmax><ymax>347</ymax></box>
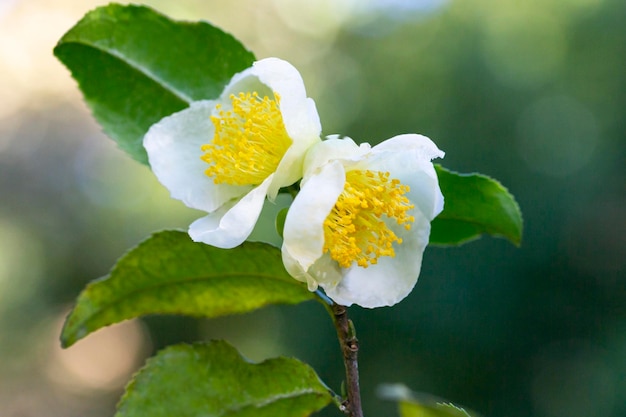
<box><xmin>54</xmin><ymin>3</ymin><xmax>254</xmax><ymax>164</ymax></box>
<box><xmin>379</xmin><ymin>384</ymin><xmax>479</xmax><ymax>417</ymax></box>
<box><xmin>430</xmin><ymin>165</ymin><xmax>523</xmax><ymax>246</ymax></box>
<box><xmin>116</xmin><ymin>340</ymin><xmax>332</xmax><ymax>417</ymax></box>
<box><xmin>61</xmin><ymin>231</ymin><xmax>317</xmax><ymax>347</ymax></box>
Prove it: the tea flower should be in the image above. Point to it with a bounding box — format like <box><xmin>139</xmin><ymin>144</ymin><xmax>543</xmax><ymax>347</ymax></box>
<box><xmin>281</xmin><ymin>135</ymin><xmax>444</xmax><ymax>308</ymax></box>
<box><xmin>144</xmin><ymin>58</ymin><xmax>321</xmax><ymax>248</ymax></box>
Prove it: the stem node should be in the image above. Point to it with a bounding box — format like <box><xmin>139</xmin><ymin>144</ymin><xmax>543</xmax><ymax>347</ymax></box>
<box><xmin>332</xmin><ymin>303</ymin><xmax>364</xmax><ymax>417</ymax></box>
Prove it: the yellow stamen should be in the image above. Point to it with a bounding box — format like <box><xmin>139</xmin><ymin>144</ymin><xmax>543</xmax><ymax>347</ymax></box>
<box><xmin>323</xmin><ymin>170</ymin><xmax>415</xmax><ymax>268</ymax></box>
<box><xmin>201</xmin><ymin>91</ymin><xmax>292</xmax><ymax>185</ymax></box>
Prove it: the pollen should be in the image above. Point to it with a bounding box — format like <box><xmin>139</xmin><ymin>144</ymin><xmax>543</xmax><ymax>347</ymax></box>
<box><xmin>201</xmin><ymin>91</ymin><xmax>292</xmax><ymax>186</ymax></box>
<box><xmin>323</xmin><ymin>170</ymin><xmax>415</xmax><ymax>268</ymax></box>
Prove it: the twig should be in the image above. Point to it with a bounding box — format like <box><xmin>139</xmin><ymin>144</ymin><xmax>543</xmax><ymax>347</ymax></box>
<box><xmin>332</xmin><ymin>303</ymin><xmax>364</xmax><ymax>417</ymax></box>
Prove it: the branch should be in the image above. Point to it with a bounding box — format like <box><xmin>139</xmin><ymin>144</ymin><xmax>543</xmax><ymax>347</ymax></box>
<box><xmin>332</xmin><ymin>303</ymin><xmax>364</xmax><ymax>417</ymax></box>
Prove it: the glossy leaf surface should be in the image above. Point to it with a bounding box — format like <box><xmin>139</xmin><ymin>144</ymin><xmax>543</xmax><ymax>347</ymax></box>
<box><xmin>116</xmin><ymin>341</ymin><xmax>332</xmax><ymax>417</ymax></box>
<box><xmin>61</xmin><ymin>231</ymin><xmax>317</xmax><ymax>347</ymax></box>
<box><xmin>54</xmin><ymin>3</ymin><xmax>254</xmax><ymax>164</ymax></box>
<box><xmin>430</xmin><ymin>165</ymin><xmax>523</xmax><ymax>246</ymax></box>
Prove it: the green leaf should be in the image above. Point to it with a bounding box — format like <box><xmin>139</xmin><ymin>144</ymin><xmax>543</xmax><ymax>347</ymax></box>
<box><xmin>275</xmin><ymin>207</ymin><xmax>289</xmax><ymax>239</ymax></box>
<box><xmin>61</xmin><ymin>231</ymin><xmax>317</xmax><ymax>348</ymax></box>
<box><xmin>116</xmin><ymin>340</ymin><xmax>332</xmax><ymax>417</ymax></box>
<box><xmin>430</xmin><ymin>165</ymin><xmax>523</xmax><ymax>246</ymax></box>
<box><xmin>54</xmin><ymin>3</ymin><xmax>255</xmax><ymax>164</ymax></box>
<box><xmin>379</xmin><ymin>384</ymin><xmax>479</xmax><ymax>417</ymax></box>
<box><xmin>398</xmin><ymin>402</ymin><xmax>473</xmax><ymax>417</ymax></box>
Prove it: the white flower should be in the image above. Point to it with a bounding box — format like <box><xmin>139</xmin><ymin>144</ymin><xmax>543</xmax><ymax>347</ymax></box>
<box><xmin>143</xmin><ymin>58</ymin><xmax>321</xmax><ymax>248</ymax></box>
<box><xmin>281</xmin><ymin>135</ymin><xmax>444</xmax><ymax>308</ymax></box>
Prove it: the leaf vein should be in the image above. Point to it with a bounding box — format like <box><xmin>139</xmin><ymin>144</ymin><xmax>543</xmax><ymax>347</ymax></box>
<box><xmin>71</xmin><ymin>40</ymin><xmax>195</xmax><ymax>104</ymax></box>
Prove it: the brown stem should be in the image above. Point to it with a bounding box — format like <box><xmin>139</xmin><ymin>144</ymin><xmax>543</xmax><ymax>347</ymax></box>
<box><xmin>332</xmin><ymin>303</ymin><xmax>364</xmax><ymax>417</ymax></box>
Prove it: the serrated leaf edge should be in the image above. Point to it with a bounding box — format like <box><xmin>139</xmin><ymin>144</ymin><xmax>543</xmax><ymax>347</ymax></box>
<box><xmin>117</xmin><ymin>341</ymin><xmax>332</xmax><ymax>417</ymax></box>
<box><xmin>61</xmin><ymin>231</ymin><xmax>316</xmax><ymax>348</ymax></box>
<box><xmin>434</xmin><ymin>165</ymin><xmax>523</xmax><ymax>246</ymax></box>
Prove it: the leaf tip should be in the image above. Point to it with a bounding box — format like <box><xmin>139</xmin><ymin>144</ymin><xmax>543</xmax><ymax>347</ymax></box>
<box><xmin>59</xmin><ymin>316</ymin><xmax>86</xmax><ymax>348</ymax></box>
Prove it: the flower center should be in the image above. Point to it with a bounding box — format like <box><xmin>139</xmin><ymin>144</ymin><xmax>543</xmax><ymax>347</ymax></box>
<box><xmin>323</xmin><ymin>170</ymin><xmax>415</xmax><ymax>269</ymax></box>
<box><xmin>201</xmin><ymin>92</ymin><xmax>292</xmax><ymax>186</ymax></box>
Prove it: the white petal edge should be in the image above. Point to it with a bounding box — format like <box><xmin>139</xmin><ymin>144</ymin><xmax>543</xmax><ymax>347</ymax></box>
<box><xmin>143</xmin><ymin>101</ymin><xmax>248</xmax><ymax>212</ymax></box>
<box><xmin>222</xmin><ymin>57</ymin><xmax>322</xmax><ymax>199</ymax></box>
<box><xmin>268</xmin><ymin>98</ymin><xmax>321</xmax><ymax>200</ymax></box>
<box><xmin>254</xmin><ymin>58</ymin><xmax>322</xmax><ymax>199</ymax></box>
<box><xmin>188</xmin><ymin>174</ymin><xmax>274</xmax><ymax>248</ymax></box>
<box><xmin>295</xmin><ymin>134</ymin><xmax>444</xmax><ymax>307</ymax></box>
<box><xmin>372</xmin><ymin>133</ymin><xmax>445</xmax><ymax>161</ymax></box>
<box><xmin>249</xmin><ymin>58</ymin><xmax>320</xmax><ymax>140</ymax></box>
<box><xmin>282</xmin><ymin>160</ymin><xmax>346</xmax><ymax>275</ymax></box>
<box><xmin>302</xmin><ymin>137</ymin><xmax>371</xmax><ymax>181</ymax></box>
<box><xmin>322</xmin><ymin>214</ymin><xmax>432</xmax><ymax>308</ymax></box>
<box><xmin>366</xmin><ymin>147</ymin><xmax>444</xmax><ymax>220</ymax></box>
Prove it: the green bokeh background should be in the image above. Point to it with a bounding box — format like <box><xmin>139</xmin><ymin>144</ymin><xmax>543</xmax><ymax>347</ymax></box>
<box><xmin>0</xmin><ymin>1</ymin><xmax>624</xmax><ymax>416</ymax></box>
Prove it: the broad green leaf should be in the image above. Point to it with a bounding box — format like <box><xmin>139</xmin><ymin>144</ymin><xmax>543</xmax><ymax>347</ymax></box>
<box><xmin>379</xmin><ymin>384</ymin><xmax>478</xmax><ymax>417</ymax></box>
<box><xmin>54</xmin><ymin>3</ymin><xmax>255</xmax><ymax>164</ymax></box>
<box><xmin>430</xmin><ymin>165</ymin><xmax>523</xmax><ymax>246</ymax></box>
<box><xmin>61</xmin><ymin>231</ymin><xmax>317</xmax><ymax>347</ymax></box>
<box><xmin>116</xmin><ymin>340</ymin><xmax>332</xmax><ymax>417</ymax></box>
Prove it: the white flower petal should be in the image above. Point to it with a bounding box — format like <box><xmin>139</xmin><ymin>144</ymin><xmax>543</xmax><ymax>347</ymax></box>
<box><xmin>282</xmin><ymin>134</ymin><xmax>445</xmax><ymax>308</ymax></box>
<box><xmin>302</xmin><ymin>137</ymin><xmax>370</xmax><ymax>180</ymax></box>
<box><xmin>189</xmin><ymin>175</ymin><xmax>274</xmax><ymax>248</ymax></box>
<box><xmin>249</xmin><ymin>58</ymin><xmax>320</xmax><ymax>138</ymax></box>
<box><xmin>282</xmin><ymin>248</ymin><xmax>343</xmax><ymax>292</ymax></box>
<box><xmin>283</xmin><ymin>249</ymin><xmax>344</xmax><ymax>294</ymax></box>
<box><xmin>145</xmin><ymin>58</ymin><xmax>323</xmax><ymax>248</ymax></box>
<box><xmin>268</xmin><ymin>100</ymin><xmax>321</xmax><ymax>199</ymax></box>
<box><xmin>367</xmin><ymin>147</ymin><xmax>444</xmax><ymax>220</ymax></box>
<box><xmin>406</xmin><ymin>169</ymin><xmax>445</xmax><ymax>220</ymax></box>
<box><xmin>308</xmin><ymin>253</ymin><xmax>343</xmax><ymax>289</ymax></box>
<box><xmin>282</xmin><ymin>160</ymin><xmax>345</xmax><ymax>273</ymax></box>
<box><xmin>144</xmin><ymin>101</ymin><xmax>249</xmax><ymax>212</ymax></box>
<box><xmin>281</xmin><ymin>246</ymin><xmax>310</xmax><ymax>285</ymax></box>
<box><xmin>372</xmin><ymin>133</ymin><xmax>445</xmax><ymax>161</ymax></box>
<box><xmin>222</xmin><ymin>64</ymin><xmax>272</xmax><ymax>98</ymax></box>
<box><xmin>221</xmin><ymin>58</ymin><xmax>322</xmax><ymax>200</ymax></box>
<box><xmin>322</xmin><ymin>214</ymin><xmax>431</xmax><ymax>308</ymax></box>
<box><xmin>258</xmin><ymin>60</ymin><xmax>322</xmax><ymax>199</ymax></box>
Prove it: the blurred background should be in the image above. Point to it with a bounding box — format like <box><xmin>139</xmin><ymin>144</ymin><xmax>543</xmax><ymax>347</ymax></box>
<box><xmin>1</xmin><ymin>0</ymin><xmax>624</xmax><ymax>416</ymax></box>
